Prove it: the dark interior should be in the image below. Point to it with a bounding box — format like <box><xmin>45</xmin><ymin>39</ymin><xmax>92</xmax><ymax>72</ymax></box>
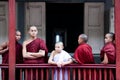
<box><xmin>46</xmin><ymin>3</ymin><xmax>84</xmax><ymax>53</ymax></box>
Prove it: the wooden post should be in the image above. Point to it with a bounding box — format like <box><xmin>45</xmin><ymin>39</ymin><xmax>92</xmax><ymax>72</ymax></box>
<box><xmin>8</xmin><ymin>0</ymin><xmax>16</xmax><ymax>80</ymax></box>
<box><xmin>115</xmin><ymin>0</ymin><xmax>120</xmax><ymax>80</ymax></box>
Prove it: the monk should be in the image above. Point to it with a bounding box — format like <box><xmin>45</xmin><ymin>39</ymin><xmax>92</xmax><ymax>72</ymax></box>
<box><xmin>48</xmin><ymin>42</ymin><xmax>73</xmax><ymax>80</ymax></box>
<box><xmin>22</xmin><ymin>26</ymin><xmax>48</xmax><ymax>80</ymax></box>
<box><xmin>73</xmin><ymin>34</ymin><xmax>95</xmax><ymax>64</ymax></box>
<box><xmin>0</xmin><ymin>30</ymin><xmax>23</xmax><ymax>80</ymax></box>
<box><xmin>73</xmin><ymin>34</ymin><xmax>95</xmax><ymax>80</ymax></box>
<box><xmin>100</xmin><ymin>32</ymin><xmax>116</xmax><ymax>80</ymax></box>
<box><xmin>100</xmin><ymin>32</ymin><xmax>115</xmax><ymax>64</ymax></box>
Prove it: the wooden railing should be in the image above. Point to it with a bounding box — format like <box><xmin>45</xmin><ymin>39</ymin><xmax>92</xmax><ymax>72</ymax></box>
<box><xmin>0</xmin><ymin>64</ymin><xmax>116</xmax><ymax>80</ymax></box>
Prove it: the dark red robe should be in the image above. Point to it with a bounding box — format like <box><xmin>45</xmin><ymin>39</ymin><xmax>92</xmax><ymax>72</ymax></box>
<box><xmin>1</xmin><ymin>47</ymin><xmax>9</xmax><ymax>80</ymax></box>
<box><xmin>73</xmin><ymin>43</ymin><xmax>95</xmax><ymax>80</ymax></box>
<box><xmin>100</xmin><ymin>42</ymin><xmax>116</xmax><ymax>80</ymax></box>
<box><xmin>24</xmin><ymin>38</ymin><xmax>48</xmax><ymax>64</ymax></box>
<box><xmin>100</xmin><ymin>42</ymin><xmax>116</xmax><ymax>64</ymax></box>
<box><xmin>24</xmin><ymin>38</ymin><xmax>48</xmax><ymax>80</ymax></box>
<box><xmin>15</xmin><ymin>41</ymin><xmax>23</xmax><ymax>80</ymax></box>
<box><xmin>16</xmin><ymin>41</ymin><xmax>23</xmax><ymax>64</ymax></box>
<box><xmin>2</xmin><ymin>41</ymin><xmax>23</xmax><ymax>80</ymax></box>
<box><xmin>73</xmin><ymin>43</ymin><xmax>95</xmax><ymax>64</ymax></box>
<box><xmin>2</xmin><ymin>41</ymin><xmax>23</xmax><ymax>64</ymax></box>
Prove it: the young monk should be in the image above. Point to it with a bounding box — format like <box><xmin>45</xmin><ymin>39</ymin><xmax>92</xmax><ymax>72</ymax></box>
<box><xmin>0</xmin><ymin>30</ymin><xmax>23</xmax><ymax>80</ymax></box>
<box><xmin>73</xmin><ymin>34</ymin><xmax>95</xmax><ymax>64</ymax></box>
<box><xmin>73</xmin><ymin>34</ymin><xmax>95</xmax><ymax>80</ymax></box>
<box><xmin>48</xmin><ymin>41</ymin><xmax>73</xmax><ymax>80</ymax></box>
<box><xmin>100</xmin><ymin>32</ymin><xmax>116</xmax><ymax>80</ymax></box>
<box><xmin>22</xmin><ymin>26</ymin><xmax>48</xmax><ymax>80</ymax></box>
<box><xmin>100</xmin><ymin>32</ymin><xmax>116</xmax><ymax>64</ymax></box>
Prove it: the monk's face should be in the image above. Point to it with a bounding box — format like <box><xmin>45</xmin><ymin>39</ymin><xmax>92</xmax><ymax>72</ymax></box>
<box><xmin>105</xmin><ymin>34</ymin><xmax>112</xmax><ymax>43</ymax></box>
<box><xmin>78</xmin><ymin>36</ymin><xmax>84</xmax><ymax>44</ymax></box>
<box><xmin>16</xmin><ymin>31</ymin><xmax>21</xmax><ymax>41</ymax></box>
<box><xmin>29</xmin><ymin>26</ymin><xmax>38</xmax><ymax>38</ymax></box>
<box><xmin>55</xmin><ymin>44</ymin><xmax>63</xmax><ymax>53</ymax></box>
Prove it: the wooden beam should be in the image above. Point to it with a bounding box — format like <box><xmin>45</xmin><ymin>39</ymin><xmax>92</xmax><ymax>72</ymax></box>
<box><xmin>115</xmin><ymin>0</ymin><xmax>120</xmax><ymax>80</ymax></box>
<box><xmin>8</xmin><ymin>0</ymin><xmax>16</xmax><ymax>80</ymax></box>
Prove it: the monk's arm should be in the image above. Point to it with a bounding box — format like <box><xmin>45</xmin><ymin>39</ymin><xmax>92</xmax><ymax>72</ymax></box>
<box><xmin>0</xmin><ymin>42</ymin><xmax>9</xmax><ymax>54</ymax></box>
<box><xmin>30</xmin><ymin>50</ymin><xmax>45</xmax><ymax>58</ymax></box>
<box><xmin>48</xmin><ymin>51</ymin><xmax>57</xmax><ymax>65</ymax></box>
<box><xmin>22</xmin><ymin>42</ymin><xmax>36</xmax><ymax>59</ymax></box>
<box><xmin>101</xmin><ymin>53</ymin><xmax>108</xmax><ymax>64</ymax></box>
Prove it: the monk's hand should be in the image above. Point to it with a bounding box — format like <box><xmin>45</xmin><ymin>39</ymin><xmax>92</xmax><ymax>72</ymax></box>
<box><xmin>3</xmin><ymin>47</ymin><xmax>9</xmax><ymax>52</ymax></box>
<box><xmin>56</xmin><ymin>62</ymin><xmax>62</xmax><ymax>67</ymax></box>
<box><xmin>6</xmin><ymin>47</ymin><xmax>9</xmax><ymax>51</ymax></box>
<box><xmin>61</xmin><ymin>62</ymin><xmax>66</xmax><ymax>67</ymax></box>
<box><xmin>101</xmin><ymin>53</ymin><xmax>108</xmax><ymax>64</ymax></box>
<box><xmin>101</xmin><ymin>60</ymin><xmax>108</xmax><ymax>64</ymax></box>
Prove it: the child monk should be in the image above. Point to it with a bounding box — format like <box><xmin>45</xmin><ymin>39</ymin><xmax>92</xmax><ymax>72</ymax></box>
<box><xmin>48</xmin><ymin>41</ymin><xmax>73</xmax><ymax>80</ymax></box>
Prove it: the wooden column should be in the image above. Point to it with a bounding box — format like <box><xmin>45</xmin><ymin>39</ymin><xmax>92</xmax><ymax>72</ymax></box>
<box><xmin>8</xmin><ymin>0</ymin><xmax>16</xmax><ymax>80</ymax></box>
<box><xmin>115</xmin><ymin>0</ymin><xmax>120</xmax><ymax>80</ymax></box>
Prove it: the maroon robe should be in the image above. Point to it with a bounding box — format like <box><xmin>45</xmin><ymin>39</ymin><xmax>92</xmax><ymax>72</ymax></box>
<box><xmin>2</xmin><ymin>41</ymin><xmax>23</xmax><ymax>64</ymax></box>
<box><xmin>24</xmin><ymin>38</ymin><xmax>48</xmax><ymax>64</ymax></box>
<box><xmin>100</xmin><ymin>42</ymin><xmax>116</xmax><ymax>64</ymax></box>
<box><xmin>1</xmin><ymin>47</ymin><xmax>9</xmax><ymax>80</ymax></box>
<box><xmin>2</xmin><ymin>41</ymin><xmax>23</xmax><ymax>80</ymax></box>
<box><xmin>73</xmin><ymin>43</ymin><xmax>95</xmax><ymax>80</ymax></box>
<box><xmin>2</xmin><ymin>47</ymin><xmax>9</xmax><ymax>64</ymax></box>
<box><xmin>16</xmin><ymin>41</ymin><xmax>23</xmax><ymax>64</ymax></box>
<box><xmin>73</xmin><ymin>43</ymin><xmax>95</xmax><ymax>64</ymax></box>
<box><xmin>100</xmin><ymin>42</ymin><xmax>116</xmax><ymax>80</ymax></box>
<box><xmin>15</xmin><ymin>41</ymin><xmax>23</xmax><ymax>80</ymax></box>
<box><xmin>24</xmin><ymin>38</ymin><xmax>48</xmax><ymax>80</ymax></box>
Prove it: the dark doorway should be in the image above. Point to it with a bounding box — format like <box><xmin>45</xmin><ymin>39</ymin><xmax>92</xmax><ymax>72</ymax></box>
<box><xmin>46</xmin><ymin>3</ymin><xmax>84</xmax><ymax>53</ymax></box>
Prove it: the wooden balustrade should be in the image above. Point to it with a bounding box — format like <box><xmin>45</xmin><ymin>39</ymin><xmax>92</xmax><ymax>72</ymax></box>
<box><xmin>0</xmin><ymin>64</ymin><xmax>116</xmax><ymax>80</ymax></box>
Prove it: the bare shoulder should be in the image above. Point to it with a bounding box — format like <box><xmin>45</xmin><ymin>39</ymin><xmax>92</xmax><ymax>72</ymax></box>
<box><xmin>23</xmin><ymin>40</ymin><xmax>27</xmax><ymax>44</ymax></box>
<box><xmin>51</xmin><ymin>50</ymin><xmax>56</xmax><ymax>54</ymax></box>
<box><xmin>0</xmin><ymin>41</ymin><xmax>8</xmax><ymax>47</ymax></box>
<box><xmin>23</xmin><ymin>40</ymin><xmax>29</xmax><ymax>45</ymax></box>
<box><xmin>51</xmin><ymin>50</ymin><xmax>58</xmax><ymax>56</ymax></box>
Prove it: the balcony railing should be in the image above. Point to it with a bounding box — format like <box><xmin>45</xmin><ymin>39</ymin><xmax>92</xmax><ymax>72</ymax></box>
<box><xmin>0</xmin><ymin>64</ymin><xmax>116</xmax><ymax>80</ymax></box>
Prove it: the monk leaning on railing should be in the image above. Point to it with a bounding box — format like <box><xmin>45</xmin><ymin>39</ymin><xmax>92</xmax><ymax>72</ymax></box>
<box><xmin>73</xmin><ymin>34</ymin><xmax>95</xmax><ymax>80</ymax></box>
<box><xmin>0</xmin><ymin>31</ymin><xmax>116</xmax><ymax>80</ymax></box>
<box><xmin>0</xmin><ymin>31</ymin><xmax>23</xmax><ymax>80</ymax></box>
<box><xmin>48</xmin><ymin>41</ymin><xmax>73</xmax><ymax>80</ymax></box>
<box><xmin>100</xmin><ymin>32</ymin><xmax>116</xmax><ymax>80</ymax></box>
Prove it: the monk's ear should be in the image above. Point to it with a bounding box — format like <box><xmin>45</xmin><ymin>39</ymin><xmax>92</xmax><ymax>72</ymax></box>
<box><xmin>62</xmin><ymin>46</ymin><xmax>64</xmax><ymax>49</ymax></box>
<box><xmin>28</xmin><ymin>29</ymin><xmax>30</xmax><ymax>33</ymax></box>
<box><xmin>36</xmin><ymin>30</ymin><xmax>38</xmax><ymax>34</ymax></box>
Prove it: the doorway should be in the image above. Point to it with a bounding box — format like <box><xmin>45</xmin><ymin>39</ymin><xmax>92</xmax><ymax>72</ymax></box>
<box><xmin>46</xmin><ymin>3</ymin><xmax>84</xmax><ymax>52</ymax></box>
